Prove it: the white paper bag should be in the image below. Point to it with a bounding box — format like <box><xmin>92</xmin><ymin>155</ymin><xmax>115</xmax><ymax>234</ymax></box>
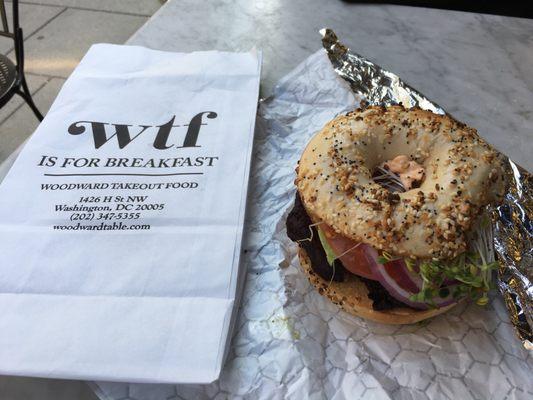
<box><xmin>0</xmin><ymin>44</ymin><xmax>261</xmax><ymax>384</ymax></box>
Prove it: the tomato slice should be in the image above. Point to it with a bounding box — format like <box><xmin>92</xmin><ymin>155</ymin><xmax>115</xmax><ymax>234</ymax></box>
<box><xmin>320</xmin><ymin>224</ymin><xmax>378</xmax><ymax>280</ymax></box>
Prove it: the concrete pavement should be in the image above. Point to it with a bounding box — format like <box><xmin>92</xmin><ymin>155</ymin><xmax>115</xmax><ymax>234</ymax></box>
<box><xmin>0</xmin><ymin>0</ymin><xmax>163</xmax><ymax>163</ymax></box>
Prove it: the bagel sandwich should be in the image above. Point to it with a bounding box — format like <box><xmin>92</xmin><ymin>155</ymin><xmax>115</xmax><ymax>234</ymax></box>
<box><xmin>286</xmin><ymin>105</ymin><xmax>505</xmax><ymax>324</ymax></box>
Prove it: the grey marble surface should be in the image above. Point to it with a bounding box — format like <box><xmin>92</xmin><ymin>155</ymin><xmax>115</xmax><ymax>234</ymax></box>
<box><xmin>1</xmin><ymin>1</ymin><xmax>532</xmax><ymax>399</ymax></box>
<box><xmin>130</xmin><ymin>0</ymin><xmax>533</xmax><ymax>171</ymax></box>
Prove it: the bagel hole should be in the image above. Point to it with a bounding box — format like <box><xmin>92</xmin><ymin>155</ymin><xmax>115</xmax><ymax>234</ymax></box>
<box><xmin>372</xmin><ymin>156</ymin><xmax>425</xmax><ymax>192</ymax></box>
<box><xmin>372</xmin><ymin>165</ymin><xmax>405</xmax><ymax>193</ymax></box>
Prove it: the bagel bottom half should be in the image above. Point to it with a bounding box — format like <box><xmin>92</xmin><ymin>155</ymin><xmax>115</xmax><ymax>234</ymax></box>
<box><xmin>298</xmin><ymin>249</ymin><xmax>457</xmax><ymax>324</ymax></box>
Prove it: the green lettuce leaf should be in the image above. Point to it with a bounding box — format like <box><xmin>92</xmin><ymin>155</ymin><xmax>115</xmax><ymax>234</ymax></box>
<box><xmin>317</xmin><ymin>227</ymin><xmax>337</xmax><ymax>266</ymax></box>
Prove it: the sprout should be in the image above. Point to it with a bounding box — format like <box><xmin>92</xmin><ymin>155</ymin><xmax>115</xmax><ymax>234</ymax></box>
<box><xmin>410</xmin><ymin>212</ymin><xmax>498</xmax><ymax>306</ymax></box>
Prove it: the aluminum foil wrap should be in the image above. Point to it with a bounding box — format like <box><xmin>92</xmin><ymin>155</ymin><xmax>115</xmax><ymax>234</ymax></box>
<box><xmin>94</xmin><ymin>32</ymin><xmax>533</xmax><ymax>400</ymax></box>
<box><xmin>494</xmin><ymin>164</ymin><xmax>533</xmax><ymax>349</ymax></box>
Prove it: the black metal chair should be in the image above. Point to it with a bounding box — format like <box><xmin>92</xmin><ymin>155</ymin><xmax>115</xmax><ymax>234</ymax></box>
<box><xmin>0</xmin><ymin>0</ymin><xmax>43</xmax><ymax>121</ymax></box>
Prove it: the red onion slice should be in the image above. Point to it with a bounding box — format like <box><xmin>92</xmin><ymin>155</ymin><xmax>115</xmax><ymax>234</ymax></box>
<box><xmin>374</xmin><ymin>262</ymin><xmax>430</xmax><ymax>309</ymax></box>
<box><xmin>374</xmin><ymin>260</ymin><xmax>459</xmax><ymax>310</ymax></box>
<box><xmin>383</xmin><ymin>259</ymin><xmax>422</xmax><ymax>293</ymax></box>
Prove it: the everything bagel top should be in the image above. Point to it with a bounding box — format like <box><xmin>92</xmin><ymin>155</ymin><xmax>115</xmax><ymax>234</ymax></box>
<box><xmin>296</xmin><ymin>105</ymin><xmax>504</xmax><ymax>260</ymax></box>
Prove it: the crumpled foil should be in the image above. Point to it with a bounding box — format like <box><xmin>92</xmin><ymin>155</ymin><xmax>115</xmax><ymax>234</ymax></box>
<box><xmin>320</xmin><ymin>28</ymin><xmax>532</xmax><ymax>349</ymax></box>
<box><xmin>94</xmin><ymin>33</ymin><xmax>533</xmax><ymax>400</ymax></box>
<box><xmin>320</xmin><ymin>28</ymin><xmax>444</xmax><ymax>116</ymax></box>
<box><xmin>494</xmin><ymin>163</ymin><xmax>533</xmax><ymax>349</ymax></box>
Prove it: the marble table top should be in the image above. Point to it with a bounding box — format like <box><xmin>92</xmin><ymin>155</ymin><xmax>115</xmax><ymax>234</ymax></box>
<box><xmin>130</xmin><ymin>0</ymin><xmax>533</xmax><ymax>171</ymax></box>
<box><xmin>1</xmin><ymin>1</ymin><xmax>532</xmax><ymax>399</ymax></box>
